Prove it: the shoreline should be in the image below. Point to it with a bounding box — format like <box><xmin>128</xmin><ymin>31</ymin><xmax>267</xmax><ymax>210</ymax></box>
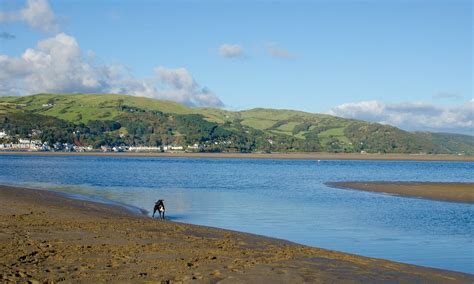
<box><xmin>327</xmin><ymin>182</ymin><xmax>474</xmax><ymax>204</ymax></box>
<box><xmin>1</xmin><ymin>185</ymin><xmax>473</xmax><ymax>282</ymax></box>
<box><xmin>1</xmin><ymin>150</ymin><xmax>473</xmax><ymax>162</ymax></box>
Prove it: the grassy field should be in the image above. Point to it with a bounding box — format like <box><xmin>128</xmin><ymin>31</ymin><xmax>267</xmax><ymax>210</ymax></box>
<box><xmin>318</xmin><ymin>127</ymin><xmax>352</xmax><ymax>145</ymax></box>
<box><xmin>0</xmin><ymin>93</ymin><xmax>190</xmax><ymax>123</ymax></box>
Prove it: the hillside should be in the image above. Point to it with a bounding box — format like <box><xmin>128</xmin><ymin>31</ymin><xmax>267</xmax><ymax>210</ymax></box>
<box><xmin>0</xmin><ymin>93</ymin><xmax>472</xmax><ymax>154</ymax></box>
<box><xmin>0</xmin><ymin>93</ymin><xmax>190</xmax><ymax>122</ymax></box>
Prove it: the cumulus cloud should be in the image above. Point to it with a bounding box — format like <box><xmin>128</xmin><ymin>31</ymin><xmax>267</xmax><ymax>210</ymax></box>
<box><xmin>328</xmin><ymin>100</ymin><xmax>474</xmax><ymax>135</ymax></box>
<box><xmin>154</xmin><ymin>67</ymin><xmax>223</xmax><ymax>107</ymax></box>
<box><xmin>0</xmin><ymin>33</ymin><xmax>224</xmax><ymax>107</ymax></box>
<box><xmin>0</xmin><ymin>32</ymin><xmax>15</xmax><ymax>40</ymax></box>
<box><xmin>218</xmin><ymin>44</ymin><xmax>244</xmax><ymax>58</ymax></box>
<box><xmin>0</xmin><ymin>0</ymin><xmax>59</xmax><ymax>33</ymax></box>
<box><xmin>266</xmin><ymin>42</ymin><xmax>295</xmax><ymax>60</ymax></box>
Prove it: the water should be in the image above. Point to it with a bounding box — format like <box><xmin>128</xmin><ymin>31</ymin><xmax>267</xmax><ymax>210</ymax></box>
<box><xmin>1</xmin><ymin>154</ymin><xmax>473</xmax><ymax>273</ymax></box>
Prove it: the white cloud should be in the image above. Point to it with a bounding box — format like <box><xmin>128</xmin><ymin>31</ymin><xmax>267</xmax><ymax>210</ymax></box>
<box><xmin>153</xmin><ymin>67</ymin><xmax>223</xmax><ymax>107</ymax></box>
<box><xmin>266</xmin><ymin>43</ymin><xmax>295</xmax><ymax>60</ymax></box>
<box><xmin>0</xmin><ymin>33</ymin><xmax>224</xmax><ymax>107</ymax></box>
<box><xmin>21</xmin><ymin>0</ymin><xmax>58</xmax><ymax>33</ymax></box>
<box><xmin>19</xmin><ymin>33</ymin><xmax>104</xmax><ymax>94</ymax></box>
<box><xmin>328</xmin><ymin>100</ymin><xmax>474</xmax><ymax>135</ymax></box>
<box><xmin>0</xmin><ymin>0</ymin><xmax>59</xmax><ymax>33</ymax></box>
<box><xmin>219</xmin><ymin>44</ymin><xmax>244</xmax><ymax>58</ymax></box>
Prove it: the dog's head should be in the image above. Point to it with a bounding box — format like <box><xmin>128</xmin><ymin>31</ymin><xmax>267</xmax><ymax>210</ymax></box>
<box><xmin>156</xmin><ymin>199</ymin><xmax>164</xmax><ymax>204</ymax></box>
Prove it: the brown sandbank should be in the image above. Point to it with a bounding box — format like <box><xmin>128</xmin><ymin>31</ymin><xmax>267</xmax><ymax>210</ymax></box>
<box><xmin>1</xmin><ymin>150</ymin><xmax>473</xmax><ymax>161</ymax></box>
<box><xmin>327</xmin><ymin>182</ymin><xmax>474</xmax><ymax>204</ymax></box>
<box><xmin>1</xmin><ymin>186</ymin><xmax>473</xmax><ymax>283</ymax></box>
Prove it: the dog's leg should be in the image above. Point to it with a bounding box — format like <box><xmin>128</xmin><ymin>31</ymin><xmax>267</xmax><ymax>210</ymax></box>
<box><xmin>152</xmin><ymin>208</ymin><xmax>156</xmax><ymax>218</ymax></box>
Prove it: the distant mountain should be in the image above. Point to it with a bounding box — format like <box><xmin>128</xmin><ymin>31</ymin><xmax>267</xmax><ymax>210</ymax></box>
<box><xmin>0</xmin><ymin>93</ymin><xmax>472</xmax><ymax>154</ymax></box>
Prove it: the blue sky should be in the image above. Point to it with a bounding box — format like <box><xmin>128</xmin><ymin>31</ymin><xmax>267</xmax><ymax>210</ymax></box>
<box><xmin>0</xmin><ymin>0</ymin><xmax>472</xmax><ymax>134</ymax></box>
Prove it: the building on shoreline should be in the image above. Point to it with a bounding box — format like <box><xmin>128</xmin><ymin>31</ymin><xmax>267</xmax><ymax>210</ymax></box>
<box><xmin>0</xmin><ymin>139</ymin><xmax>49</xmax><ymax>151</ymax></box>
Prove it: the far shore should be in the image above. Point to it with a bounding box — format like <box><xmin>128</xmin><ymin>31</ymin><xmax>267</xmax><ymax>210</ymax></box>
<box><xmin>1</xmin><ymin>185</ymin><xmax>472</xmax><ymax>283</ymax></box>
<box><xmin>327</xmin><ymin>182</ymin><xmax>474</xmax><ymax>204</ymax></box>
<box><xmin>1</xmin><ymin>150</ymin><xmax>473</xmax><ymax>162</ymax></box>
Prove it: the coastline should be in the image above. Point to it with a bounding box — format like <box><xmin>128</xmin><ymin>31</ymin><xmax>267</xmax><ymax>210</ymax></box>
<box><xmin>1</xmin><ymin>150</ymin><xmax>473</xmax><ymax>162</ymax></box>
<box><xmin>0</xmin><ymin>185</ymin><xmax>472</xmax><ymax>283</ymax></box>
<box><xmin>327</xmin><ymin>182</ymin><xmax>474</xmax><ymax>204</ymax></box>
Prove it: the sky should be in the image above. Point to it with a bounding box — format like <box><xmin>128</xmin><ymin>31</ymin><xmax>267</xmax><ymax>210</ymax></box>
<box><xmin>0</xmin><ymin>0</ymin><xmax>472</xmax><ymax>134</ymax></box>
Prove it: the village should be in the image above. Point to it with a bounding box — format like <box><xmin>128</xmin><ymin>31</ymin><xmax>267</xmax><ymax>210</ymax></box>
<box><xmin>0</xmin><ymin>130</ymin><xmax>222</xmax><ymax>153</ymax></box>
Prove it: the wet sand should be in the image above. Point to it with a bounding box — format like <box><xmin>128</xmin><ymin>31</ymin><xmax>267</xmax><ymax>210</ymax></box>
<box><xmin>1</xmin><ymin>186</ymin><xmax>472</xmax><ymax>283</ymax></box>
<box><xmin>1</xmin><ymin>151</ymin><xmax>473</xmax><ymax>161</ymax></box>
<box><xmin>327</xmin><ymin>182</ymin><xmax>474</xmax><ymax>204</ymax></box>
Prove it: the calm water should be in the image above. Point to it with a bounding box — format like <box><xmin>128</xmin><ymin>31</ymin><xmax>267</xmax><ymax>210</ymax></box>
<box><xmin>1</xmin><ymin>155</ymin><xmax>473</xmax><ymax>273</ymax></box>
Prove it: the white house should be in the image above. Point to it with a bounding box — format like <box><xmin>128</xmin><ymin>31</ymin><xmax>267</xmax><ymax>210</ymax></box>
<box><xmin>169</xmin><ymin>146</ymin><xmax>184</xmax><ymax>151</ymax></box>
<box><xmin>163</xmin><ymin>145</ymin><xmax>184</xmax><ymax>152</ymax></box>
<box><xmin>0</xmin><ymin>130</ymin><xmax>8</xmax><ymax>139</ymax></box>
<box><xmin>129</xmin><ymin>146</ymin><xmax>161</xmax><ymax>152</ymax></box>
<box><xmin>11</xmin><ymin>139</ymin><xmax>44</xmax><ymax>150</ymax></box>
<box><xmin>187</xmin><ymin>143</ymin><xmax>200</xmax><ymax>150</ymax></box>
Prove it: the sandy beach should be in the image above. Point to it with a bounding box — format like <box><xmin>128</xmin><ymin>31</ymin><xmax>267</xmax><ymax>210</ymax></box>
<box><xmin>1</xmin><ymin>151</ymin><xmax>473</xmax><ymax>162</ymax></box>
<box><xmin>0</xmin><ymin>185</ymin><xmax>472</xmax><ymax>283</ymax></box>
<box><xmin>327</xmin><ymin>182</ymin><xmax>474</xmax><ymax>204</ymax></box>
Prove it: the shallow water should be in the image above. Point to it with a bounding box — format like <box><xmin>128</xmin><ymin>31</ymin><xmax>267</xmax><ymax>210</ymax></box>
<box><xmin>1</xmin><ymin>155</ymin><xmax>473</xmax><ymax>273</ymax></box>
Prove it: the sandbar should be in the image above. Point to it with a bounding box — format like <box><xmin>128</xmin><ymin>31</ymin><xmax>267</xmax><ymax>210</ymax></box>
<box><xmin>327</xmin><ymin>182</ymin><xmax>474</xmax><ymax>204</ymax></box>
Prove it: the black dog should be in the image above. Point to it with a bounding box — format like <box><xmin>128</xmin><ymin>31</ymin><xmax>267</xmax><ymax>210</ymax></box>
<box><xmin>153</xmin><ymin>199</ymin><xmax>165</xmax><ymax>220</ymax></box>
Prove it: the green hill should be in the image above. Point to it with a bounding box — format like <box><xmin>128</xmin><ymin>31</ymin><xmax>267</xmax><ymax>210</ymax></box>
<box><xmin>0</xmin><ymin>93</ymin><xmax>472</xmax><ymax>154</ymax></box>
<box><xmin>0</xmin><ymin>93</ymin><xmax>190</xmax><ymax>123</ymax></box>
